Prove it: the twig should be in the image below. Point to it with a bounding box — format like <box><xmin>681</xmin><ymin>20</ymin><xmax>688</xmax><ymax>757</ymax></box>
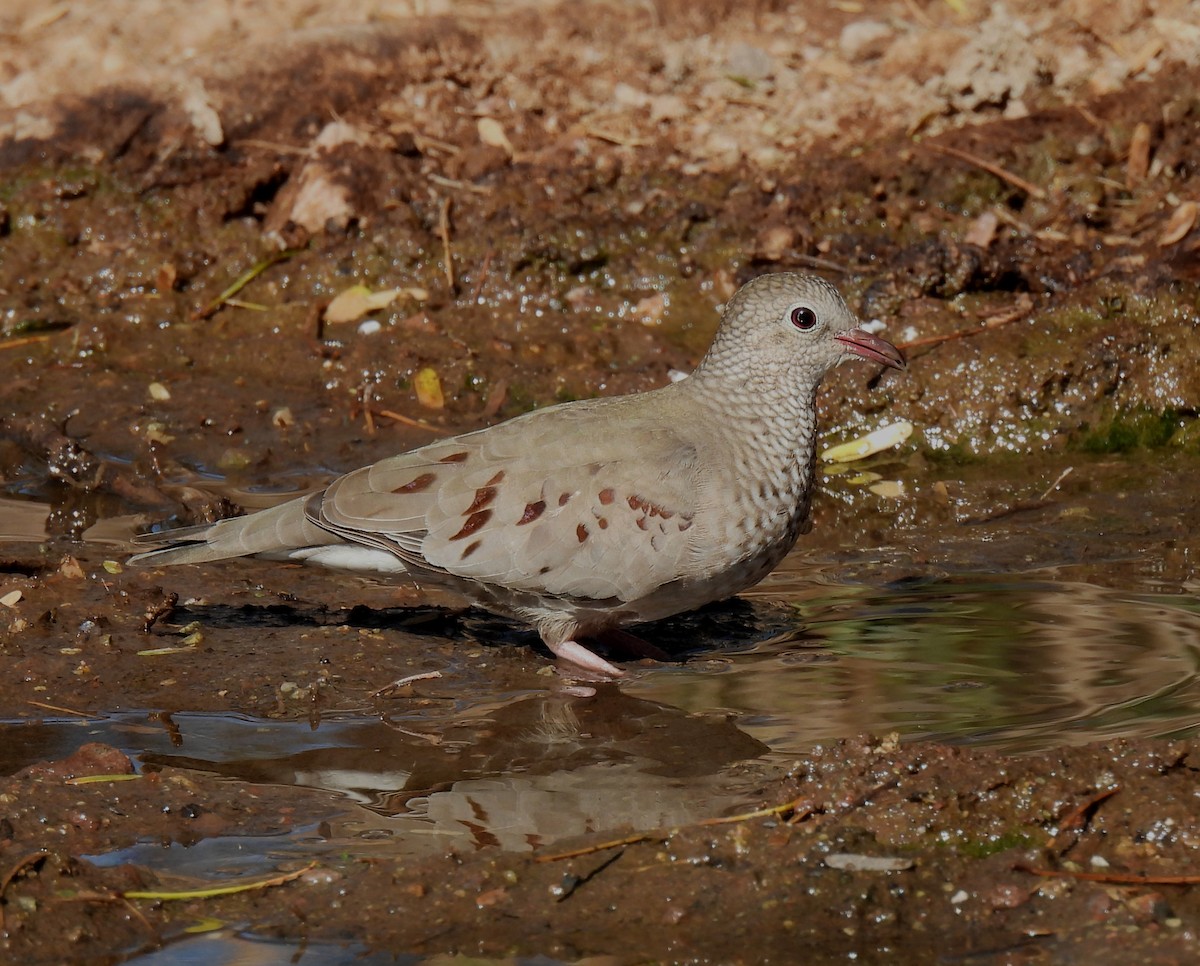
<box><xmin>232</xmin><ymin>138</ymin><xmax>313</xmax><ymax>156</ymax></box>
<box><xmin>581</xmin><ymin>125</ymin><xmax>648</xmax><ymax>148</ymax></box>
<box><xmin>377</xmin><ymin>717</ymin><xmax>443</xmax><ymax>744</ymax></box>
<box><xmin>963</xmin><ymin>466</ymin><xmax>1073</xmax><ymax>526</ymax></box>
<box><xmin>375</xmin><ymin>409</ymin><xmax>454</xmax><ymax>436</ymax></box>
<box><xmin>1046</xmin><ymin>784</ymin><xmax>1118</xmax><ymax>852</ymax></box>
<box><xmin>899</xmin><ymin>295</ymin><xmax>1033</xmax><ymax>352</ymax></box>
<box><xmin>537</xmin><ymin>796</ymin><xmax>819</xmax><ymax>864</ymax></box>
<box><xmin>438</xmin><ymin>197</ymin><xmax>455</xmax><ymax>293</ymax></box>
<box><xmin>427</xmin><ymin>173</ymin><xmax>489</xmax><ymax>195</ymax></box>
<box><xmin>26</xmin><ymin>699</ymin><xmax>93</xmax><ymax>717</ymax></box>
<box><xmin>371</xmin><ymin>669</ymin><xmax>443</xmax><ymax>698</ymax></box>
<box><xmin>361</xmin><ymin>382</ymin><xmax>376</xmax><ymax>436</ymax></box>
<box><xmin>470</xmin><ymin>248</ymin><xmax>494</xmax><ymax>304</ymax></box>
<box><xmin>791</xmin><ymin>254</ymin><xmax>849</xmax><ymax>274</ymax></box>
<box><xmin>555</xmin><ymin>850</ymin><xmax>624</xmax><ymax>902</ymax></box>
<box><xmin>122</xmin><ymin>861</ymin><xmax>318</xmax><ymax>901</ymax></box>
<box><xmin>696</xmin><ymin>796</ymin><xmax>818</xmax><ymax>829</ymax></box>
<box><xmin>536</xmin><ymin>759</ymin><xmax>912</xmax><ymax>864</ymax></box>
<box><xmin>222</xmin><ymin>298</ymin><xmax>268</xmax><ymax>311</ymax></box>
<box><xmin>120</xmin><ymin>896</ymin><xmax>157</xmax><ymax>935</ymax></box>
<box><xmin>194</xmin><ymin>249</ymin><xmax>295</xmax><ymax>320</ymax></box>
<box><xmin>0</xmin><ymin>333</ymin><xmax>57</xmax><ymax>351</ymax></box>
<box><xmin>923</xmin><ymin>142</ymin><xmax>1046</xmax><ymax>199</ymax></box>
<box><xmin>1038</xmin><ymin>466</ymin><xmax>1074</xmax><ymax>504</ymax></box>
<box><xmin>1015</xmin><ymin>861</ymin><xmax>1200</xmax><ymax>886</ymax></box>
<box><xmin>412</xmin><ymin>133</ymin><xmax>461</xmax><ymax>156</ymax></box>
<box><xmin>535</xmin><ymin>832</ymin><xmax>662</xmax><ymax>863</ymax></box>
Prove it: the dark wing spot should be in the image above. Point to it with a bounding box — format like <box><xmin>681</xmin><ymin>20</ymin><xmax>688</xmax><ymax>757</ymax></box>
<box><xmin>450</xmin><ymin>509</ymin><xmax>492</xmax><ymax>541</ymax></box>
<box><xmin>559</xmin><ymin>492</ymin><xmax>573</xmax><ymax>507</ymax></box>
<box><xmin>517</xmin><ymin>500</ymin><xmax>546</xmax><ymax>525</ymax></box>
<box><xmin>628</xmin><ymin>492</ymin><xmax>673</xmax><ymax>518</ymax></box>
<box><xmin>576</xmin><ymin>523</ymin><xmax>589</xmax><ymax>543</ymax></box>
<box><xmin>635</xmin><ymin>517</ymin><xmax>648</xmax><ymax>531</ymax></box>
<box><xmin>597</xmin><ymin>516</ymin><xmax>608</xmax><ymax>529</ymax></box>
<box><xmin>598</xmin><ymin>488</ymin><xmax>615</xmax><ymax>505</ymax></box>
<box><xmin>465</xmin><ymin>485</ymin><xmax>498</xmax><ymax>514</ymax></box>
<box><xmin>678</xmin><ymin>516</ymin><xmax>694</xmax><ymax>532</ymax></box>
<box><xmin>485</xmin><ymin>470</ymin><xmax>505</xmax><ymax>486</ymax></box>
<box><xmin>394</xmin><ymin>472</ymin><xmax>436</xmax><ymax>494</ymax></box>
<box><xmin>538</xmin><ymin>565</ymin><xmax>552</xmax><ymax>575</ymax></box>
<box><xmin>460</xmin><ymin>539</ymin><xmax>482</xmax><ymax>560</ymax></box>
<box><xmin>439</xmin><ymin>451</ymin><xmax>469</xmax><ymax>463</ymax></box>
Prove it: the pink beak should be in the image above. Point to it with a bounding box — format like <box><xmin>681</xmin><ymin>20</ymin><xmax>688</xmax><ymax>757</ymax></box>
<box><xmin>835</xmin><ymin>328</ymin><xmax>906</xmax><ymax>370</ymax></box>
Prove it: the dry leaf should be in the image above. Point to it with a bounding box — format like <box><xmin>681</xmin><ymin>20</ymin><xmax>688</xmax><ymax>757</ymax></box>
<box><xmin>178</xmin><ymin>78</ymin><xmax>224</xmax><ymax>147</ymax></box>
<box><xmin>414</xmin><ymin>367</ymin><xmax>445</xmax><ymax>409</ymax></box>
<box><xmin>477</xmin><ymin>117</ymin><xmax>514</xmax><ymax>156</ymax></box>
<box><xmin>1126</xmin><ymin>122</ymin><xmax>1152</xmax><ymax>187</ymax></box>
<box><xmin>1126</xmin><ymin>36</ymin><xmax>1165</xmax><ymax>77</ymax></box>
<box><xmin>633</xmin><ymin>292</ymin><xmax>667</xmax><ymax>326</ymax></box>
<box><xmin>825</xmin><ymin>853</ymin><xmax>914</xmax><ymax>872</ymax></box>
<box><xmin>754</xmin><ymin>224</ymin><xmax>795</xmax><ymax>261</ymax></box>
<box><xmin>59</xmin><ymin>556</ymin><xmax>86</xmax><ymax>579</ymax></box>
<box><xmin>1158</xmin><ymin>201</ymin><xmax>1197</xmax><ymax>247</ymax></box>
<box><xmin>964</xmin><ymin>210</ymin><xmax>999</xmax><ymax>249</ymax></box>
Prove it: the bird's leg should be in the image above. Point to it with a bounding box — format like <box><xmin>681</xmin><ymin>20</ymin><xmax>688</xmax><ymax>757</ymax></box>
<box><xmin>545</xmin><ymin>637</ymin><xmax>626</xmax><ymax>678</ymax></box>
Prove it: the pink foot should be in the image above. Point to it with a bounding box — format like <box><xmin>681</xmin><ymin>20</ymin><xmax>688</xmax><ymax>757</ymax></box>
<box><xmin>548</xmin><ymin>638</ymin><xmax>625</xmax><ymax>678</ymax></box>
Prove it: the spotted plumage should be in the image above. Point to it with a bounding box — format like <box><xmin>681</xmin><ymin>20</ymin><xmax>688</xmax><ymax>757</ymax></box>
<box><xmin>130</xmin><ymin>273</ymin><xmax>904</xmax><ymax>676</ymax></box>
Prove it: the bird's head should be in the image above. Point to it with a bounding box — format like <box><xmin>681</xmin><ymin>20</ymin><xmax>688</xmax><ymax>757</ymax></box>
<box><xmin>697</xmin><ymin>272</ymin><xmax>905</xmax><ymax>392</ymax></box>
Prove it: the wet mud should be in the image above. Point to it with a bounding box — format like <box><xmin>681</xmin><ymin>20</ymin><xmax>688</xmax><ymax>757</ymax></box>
<box><xmin>2</xmin><ymin>1</ymin><xmax>1200</xmax><ymax>963</ymax></box>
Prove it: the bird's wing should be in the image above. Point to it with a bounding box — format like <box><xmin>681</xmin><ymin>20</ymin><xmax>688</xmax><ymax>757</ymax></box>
<box><xmin>312</xmin><ymin>398</ymin><xmax>705</xmax><ymax>603</ymax></box>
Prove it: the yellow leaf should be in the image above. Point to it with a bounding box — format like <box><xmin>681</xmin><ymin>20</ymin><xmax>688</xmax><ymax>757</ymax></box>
<box><xmin>821</xmin><ymin>421</ymin><xmax>913</xmax><ymax>464</ymax></box>
<box><xmin>324</xmin><ymin>285</ymin><xmax>426</xmax><ymax>325</ymax></box>
<box><xmin>324</xmin><ymin>285</ymin><xmax>399</xmax><ymax>324</ymax></box>
<box><xmin>414</xmin><ymin>367</ymin><xmax>445</xmax><ymax>409</ymax></box>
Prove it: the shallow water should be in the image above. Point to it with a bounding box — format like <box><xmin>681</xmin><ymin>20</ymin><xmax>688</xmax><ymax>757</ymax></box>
<box><xmin>633</xmin><ymin>573</ymin><xmax>1200</xmax><ymax>754</ymax></box>
<box><xmin>2</xmin><ymin>453</ymin><xmax>1199</xmax><ymax>871</ymax></box>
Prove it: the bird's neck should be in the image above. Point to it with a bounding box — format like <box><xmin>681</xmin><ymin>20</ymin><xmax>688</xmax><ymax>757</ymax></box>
<box><xmin>678</xmin><ymin>368</ymin><xmax>823</xmax><ymax>566</ymax></box>
<box><xmin>686</xmin><ymin>367</ymin><xmax>823</xmax><ymax>460</ymax></box>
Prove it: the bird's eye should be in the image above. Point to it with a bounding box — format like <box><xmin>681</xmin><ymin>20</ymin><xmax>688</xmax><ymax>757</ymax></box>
<box><xmin>790</xmin><ymin>305</ymin><xmax>818</xmax><ymax>330</ymax></box>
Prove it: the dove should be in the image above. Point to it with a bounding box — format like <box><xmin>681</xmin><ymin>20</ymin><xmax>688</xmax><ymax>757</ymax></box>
<box><xmin>130</xmin><ymin>273</ymin><xmax>904</xmax><ymax>676</ymax></box>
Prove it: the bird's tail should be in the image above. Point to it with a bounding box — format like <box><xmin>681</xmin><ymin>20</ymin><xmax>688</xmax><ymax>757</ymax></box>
<box><xmin>128</xmin><ymin>495</ymin><xmax>338</xmax><ymax>567</ymax></box>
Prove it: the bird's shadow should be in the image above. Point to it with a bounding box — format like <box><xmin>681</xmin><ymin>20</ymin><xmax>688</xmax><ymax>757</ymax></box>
<box><xmin>157</xmin><ymin>596</ymin><xmax>813</xmax><ymax>663</ymax></box>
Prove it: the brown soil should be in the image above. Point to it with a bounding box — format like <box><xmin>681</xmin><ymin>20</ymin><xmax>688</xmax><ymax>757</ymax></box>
<box><xmin>2</xmin><ymin>1</ymin><xmax>1200</xmax><ymax>963</ymax></box>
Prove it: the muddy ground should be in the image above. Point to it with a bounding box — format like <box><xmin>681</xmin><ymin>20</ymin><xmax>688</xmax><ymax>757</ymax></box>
<box><xmin>2</xmin><ymin>0</ymin><xmax>1200</xmax><ymax>963</ymax></box>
